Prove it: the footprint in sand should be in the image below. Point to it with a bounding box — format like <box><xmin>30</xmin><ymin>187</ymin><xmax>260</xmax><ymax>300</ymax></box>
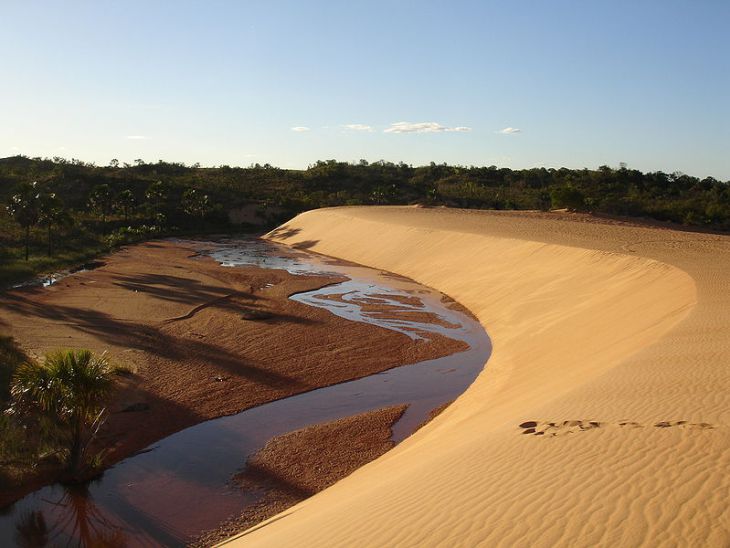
<box><xmin>653</xmin><ymin>421</ymin><xmax>714</xmax><ymax>430</ymax></box>
<box><xmin>518</xmin><ymin>420</ymin><xmax>603</xmax><ymax>436</ymax></box>
<box><xmin>519</xmin><ymin>419</ymin><xmax>714</xmax><ymax>436</ymax></box>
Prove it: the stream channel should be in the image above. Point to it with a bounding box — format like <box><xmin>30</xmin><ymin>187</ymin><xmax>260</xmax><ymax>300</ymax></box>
<box><xmin>0</xmin><ymin>239</ymin><xmax>491</xmax><ymax>546</ymax></box>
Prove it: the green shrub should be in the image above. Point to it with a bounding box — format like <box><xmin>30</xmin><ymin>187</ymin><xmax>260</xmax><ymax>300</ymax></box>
<box><xmin>551</xmin><ymin>186</ymin><xmax>587</xmax><ymax>211</ymax></box>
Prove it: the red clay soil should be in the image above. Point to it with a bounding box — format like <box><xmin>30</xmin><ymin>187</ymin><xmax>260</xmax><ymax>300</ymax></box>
<box><xmin>192</xmin><ymin>405</ymin><xmax>408</xmax><ymax>547</ymax></box>
<box><xmin>0</xmin><ymin>240</ymin><xmax>465</xmax><ymax>507</ymax></box>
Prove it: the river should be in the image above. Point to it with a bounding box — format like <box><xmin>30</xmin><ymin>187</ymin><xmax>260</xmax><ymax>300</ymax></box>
<box><xmin>0</xmin><ymin>239</ymin><xmax>490</xmax><ymax>546</ymax></box>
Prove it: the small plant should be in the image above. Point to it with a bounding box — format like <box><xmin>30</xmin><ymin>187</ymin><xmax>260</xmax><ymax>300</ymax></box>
<box><xmin>105</xmin><ymin>224</ymin><xmax>162</xmax><ymax>248</ymax></box>
<box><xmin>113</xmin><ymin>363</ymin><xmax>136</xmax><ymax>376</ymax></box>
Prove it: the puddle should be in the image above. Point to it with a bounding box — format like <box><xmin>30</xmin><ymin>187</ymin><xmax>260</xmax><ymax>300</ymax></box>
<box><xmin>9</xmin><ymin>261</ymin><xmax>106</xmax><ymax>290</ymax></box>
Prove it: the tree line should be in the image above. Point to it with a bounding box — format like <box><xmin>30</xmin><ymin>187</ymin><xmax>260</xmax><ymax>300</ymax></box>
<box><xmin>5</xmin><ymin>178</ymin><xmax>214</xmax><ymax>263</ymax></box>
<box><xmin>1</xmin><ymin>155</ymin><xmax>728</xmax><ymax>284</ymax></box>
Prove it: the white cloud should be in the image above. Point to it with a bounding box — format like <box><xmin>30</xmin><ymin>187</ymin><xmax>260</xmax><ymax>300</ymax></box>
<box><xmin>343</xmin><ymin>124</ymin><xmax>375</xmax><ymax>132</ymax></box>
<box><xmin>384</xmin><ymin>122</ymin><xmax>472</xmax><ymax>134</ymax></box>
<box><xmin>10</xmin><ymin>146</ymin><xmax>20</xmax><ymax>151</ymax></box>
<box><xmin>497</xmin><ymin>127</ymin><xmax>522</xmax><ymax>134</ymax></box>
<box><xmin>290</xmin><ymin>126</ymin><xmax>310</xmax><ymax>132</ymax></box>
<box><xmin>126</xmin><ymin>135</ymin><xmax>150</xmax><ymax>140</ymax></box>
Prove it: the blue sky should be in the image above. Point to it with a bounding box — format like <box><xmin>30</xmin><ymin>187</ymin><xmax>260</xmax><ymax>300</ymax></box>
<box><xmin>1</xmin><ymin>1</ymin><xmax>728</xmax><ymax>178</ymax></box>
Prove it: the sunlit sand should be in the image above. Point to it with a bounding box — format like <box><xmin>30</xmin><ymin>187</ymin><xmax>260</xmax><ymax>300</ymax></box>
<box><xmin>221</xmin><ymin>206</ymin><xmax>730</xmax><ymax>547</ymax></box>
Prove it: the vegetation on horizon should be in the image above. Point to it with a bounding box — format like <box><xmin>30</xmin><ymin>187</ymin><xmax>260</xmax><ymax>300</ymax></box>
<box><xmin>0</xmin><ymin>155</ymin><xmax>728</xmax><ymax>287</ymax></box>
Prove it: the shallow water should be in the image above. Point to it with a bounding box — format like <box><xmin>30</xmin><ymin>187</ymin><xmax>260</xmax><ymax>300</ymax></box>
<box><xmin>0</xmin><ymin>239</ymin><xmax>490</xmax><ymax>547</ymax></box>
<box><xmin>9</xmin><ymin>261</ymin><xmax>106</xmax><ymax>290</ymax></box>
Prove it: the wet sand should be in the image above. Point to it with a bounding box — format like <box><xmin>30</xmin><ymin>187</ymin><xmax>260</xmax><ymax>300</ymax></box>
<box><xmin>193</xmin><ymin>405</ymin><xmax>408</xmax><ymax>547</ymax></box>
<box><xmin>0</xmin><ymin>240</ymin><xmax>464</xmax><ymax>507</ymax></box>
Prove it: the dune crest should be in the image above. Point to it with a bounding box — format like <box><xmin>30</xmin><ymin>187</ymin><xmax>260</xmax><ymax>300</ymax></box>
<box><xmin>222</xmin><ymin>207</ymin><xmax>729</xmax><ymax>547</ymax></box>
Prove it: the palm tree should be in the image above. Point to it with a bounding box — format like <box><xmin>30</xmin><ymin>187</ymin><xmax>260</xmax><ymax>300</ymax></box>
<box><xmin>145</xmin><ymin>180</ymin><xmax>168</xmax><ymax>223</ymax></box>
<box><xmin>181</xmin><ymin>187</ymin><xmax>212</xmax><ymax>223</ymax></box>
<box><xmin>115</xmin><ymin>189</ymin><xmax>136</xmax><ymax>223</ymax></box>
<box><xmin>10</xmin><ymin>349</ymin><xmax>115</xmax><ymax>477</ymax></box>
<box><xmin>38</xmin><ymin>192</ymin><xmax>71</xmax><ymax>257</ymax></box>
<box><xmin>7</xmin><ymin>181</ymin><xmax>40</xmax><ymax>261</ymax></box>
<box><xmin>88</xmin><ymin>184</ymin><xmax>114</xmax><ymax>225</ymax></box>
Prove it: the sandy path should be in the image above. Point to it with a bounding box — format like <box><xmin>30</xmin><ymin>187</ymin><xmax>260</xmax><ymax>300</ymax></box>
<box><xmin>223</xmin><ymin>206</ymin><xmax>730</xmax><ymax>547</ymax></box>
<box><xmin>0</xmin><ymin>239</ymin><xmax>462</xmax><ymax>506</ymax></box>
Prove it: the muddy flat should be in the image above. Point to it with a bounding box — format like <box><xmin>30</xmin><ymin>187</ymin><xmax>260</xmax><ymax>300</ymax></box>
<box><xmin>194</xmin><ymin>404</ymin><xmax>408</xmax><ymax>547</ymax></box>
<box><xmin>0</xmin><ymin>239</ymin><xmax>464</xmax><ymax>507</ymax></box>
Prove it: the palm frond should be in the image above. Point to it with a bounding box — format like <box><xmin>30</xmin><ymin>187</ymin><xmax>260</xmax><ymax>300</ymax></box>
<box><xmin>9</xmin><ymin>348</ymin><xmax>117</xmax><ymax>473</ymax></box>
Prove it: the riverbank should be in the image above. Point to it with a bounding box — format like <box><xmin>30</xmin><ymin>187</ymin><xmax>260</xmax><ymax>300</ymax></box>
<box><xmin>193</xmin><ymin>404</ymin><xmax>408</xmax><ymax>547</ymax></box>
<box><xmin>0</xmin><ymin>239</ymin><xmax>465</xmax><ymax>508</ymax></box>
<box><xmin>221</xmin><ymin>206</ymin><xmax>730</xmax><ymax>547</ymax></box>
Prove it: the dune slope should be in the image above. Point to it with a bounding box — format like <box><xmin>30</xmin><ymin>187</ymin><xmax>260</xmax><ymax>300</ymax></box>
<box><xmin>223</xmin><ymin>207</ymin><xmax>730</xmax><ymax>547</ymax></box>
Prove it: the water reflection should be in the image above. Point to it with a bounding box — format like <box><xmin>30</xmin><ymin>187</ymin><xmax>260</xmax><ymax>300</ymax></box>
<box><xmin>12</xmin><ymin>484</ymin><xmax>128</xmax><ymax>547</ymax></box>
<box><xmin>210</xmin><ymin>239</ymin><xmax>466</xmax><ymax>340</ymax></box>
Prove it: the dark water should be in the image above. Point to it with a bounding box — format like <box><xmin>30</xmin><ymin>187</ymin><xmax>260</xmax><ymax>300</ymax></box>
<box><xmin>0</xmin><ymin>239</ymin><xmax>490</xmax><ymax>547</ymax></box>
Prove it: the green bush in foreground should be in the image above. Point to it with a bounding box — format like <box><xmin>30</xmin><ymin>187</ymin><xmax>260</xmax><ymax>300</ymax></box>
<box><xmin>1</xmin><ymin>337</ymin><xmax>58</xmax><ymax>471</ymax></box>
<box><xmin>8</xmin><ymin>349</ymin><xmax>116</xmax><ymax>478</ymax></box>
<box><xmin>0</xmin><ymin>335</ymin><xmax>26</xmax><ymax>404</ymax></box>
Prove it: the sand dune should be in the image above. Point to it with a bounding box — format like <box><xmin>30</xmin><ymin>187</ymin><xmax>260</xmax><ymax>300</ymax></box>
<box><xmin>222</xmin><ymin>206</ymin><xmax>730</xmax><ymax>547</ymax></box>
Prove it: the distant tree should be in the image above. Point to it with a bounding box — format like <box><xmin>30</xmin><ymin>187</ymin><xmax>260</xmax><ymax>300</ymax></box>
<box><xmin>108</xmin><ymin>159</ymin><xmax>119</xmax><ymax>168</ymax></box>
<box><xmin>370</xmin><ymin>184</ymin><xmax>396</xmax><ymax>204</ymax></box>
<box><xmin>7</xmin><ymin>181</ymin><xmax>40</xmax><ymax>261</ymax></box>
<box><xmin>145</xmin><ymin>180</ymin><xmax>169</xmax><ymax>220</ymax></box>
<box><xmin>426</xmin><ymin>186</ymin><xmax>438</xmax><ymax>203</ymax></box>
<box><xmin>88</xmin><ymin>184</ymin><xmax>114</xmax><ymax>224</ymax></box>
<box><xmin>536</xmin><ymin>191</ymin><xmax>552</xmax><ymax>211</ymax></box>
<box><xmin>550</xmin><ymin>185</ymin><xmax>586</xmax><ymax>211</ymax></box>
<box><xmin>134</xmin><ymin>159</ymin><xmax>145</xmax><ymax>167</ymax></box>
<box><xmin>181</xmin><ymin>188</ymin><xmax>212</xmax><ymax>221</ymax></box>
<box><xmin>38</xmin><ymin>193</ymin><xmax>71</xmax><ymax>257</ymax></box>
<box><xmin>9</xmin><ymin>349</ymin><xmax>116</xmax><ymax>477</ymax></box>
<box><xmin>115</xmin><ymin>189</ymin><xmax>136</xmax><ymax>223</ymax></box>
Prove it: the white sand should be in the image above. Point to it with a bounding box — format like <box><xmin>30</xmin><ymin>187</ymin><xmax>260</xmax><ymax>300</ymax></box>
<box><xmin>221</xmin><ymin>206</ymin><xmax>730</xmax><ymax>547</ymax></box>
